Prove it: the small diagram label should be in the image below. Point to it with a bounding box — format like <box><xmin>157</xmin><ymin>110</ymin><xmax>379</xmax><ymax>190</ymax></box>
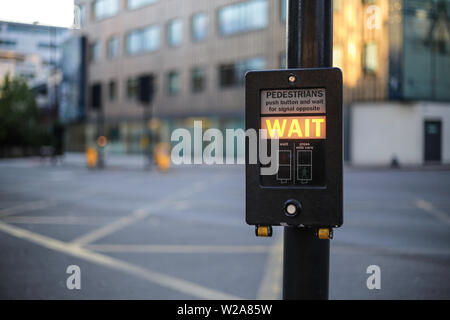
<box><xmin>261</xmin><ymin>88</ymin><xmax>326</xmax><ymax>115</ymax></box>
<box><xmin>277</xmin><ymin>150</ymin><xmax>292</xmax><ymax>183</ymax></box>
<box><xmin>297</xmin><ymin>150</ymin><xmax>313</xmax><ymax>184</ymax></box>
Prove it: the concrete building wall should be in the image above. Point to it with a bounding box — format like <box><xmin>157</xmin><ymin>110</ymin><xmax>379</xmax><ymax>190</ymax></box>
<box><xmin>77</xmin><ymin>0</ymin><xmax>286</xmax><ymax>121</ymax></box>
<box><xmin>76</xmin><ymin>0</ymin><xmax>436</xmax><ymax>159</ymax></box>
<box><xmin>76</xmin><ymin>0</ymin><xmax>390</xmax><ymax>120</ymax></box>
<box><xmin>351</xmin><ymin>102</ymin><xmax>450</xmax><ymax>165</ymax></box>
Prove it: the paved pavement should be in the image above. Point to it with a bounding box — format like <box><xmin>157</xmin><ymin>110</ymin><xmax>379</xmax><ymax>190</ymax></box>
<box><xmin>0</xmin><ymin>154</ymin><xmax>449</xmax><ymax>299</ymax></box>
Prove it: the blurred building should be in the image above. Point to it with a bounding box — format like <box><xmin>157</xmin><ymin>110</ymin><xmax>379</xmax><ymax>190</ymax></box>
<box><xmin>68</xmin><ymin>0</ymin><xmax>450</xmax><ymax>165</ymax></box>
<box><xmin>0</xmin><ymin>21</ymin><xmax>69</xmax><ymax>111</ymax></box>
<box><xmin>350</xmin><ymin>0</ymin><xmax>450</xmax><ymax>165</ymax></box>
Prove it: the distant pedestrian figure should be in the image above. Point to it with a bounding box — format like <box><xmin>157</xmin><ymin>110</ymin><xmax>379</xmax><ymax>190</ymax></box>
<box><xmin>390</xmin><ymin>154</ymin><xmax>400</xmax><ymax>168</ymax></box>
<box><xmin>51</xmin><ymin>122</ymin><xmax>65</xmax><ymax>165</ymax></box>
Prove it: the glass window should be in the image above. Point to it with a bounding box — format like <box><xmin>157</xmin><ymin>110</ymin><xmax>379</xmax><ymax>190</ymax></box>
<box><xmin>77</xmin><ymin>4</ymin><xmax>87</xmax><ymax>27</ymax></box>
<box><xmin>333</xmin><ymin>46</ymin><xmax>343</xmax><ymax>69</ymax></box>
<box><xmin>38</xmin><ymin>42</ymin><xmax>59</xmax><ymax>49</ymax></box>
<box><xmin>168</xmin><ymin>19</ymin><xmax>183</xmax><ymax>47</ymax></box>
<box><xmin>167</xmin><ymin>71</ymin><xmax>181</xmax><ymax>95</ymax></box>
<box><xmin>280</xmin><ymin>51</ymin><xmax>286</xmax><ymax>68</ymax></box>
<box><xmin>126</xmin><ymin>25</ymin><xmax>160</xmax><ymax>55</ymax></box>
<box><xmin>126</xmin><ymin>30</ymin><xmax>142</xmax><ymax>54</ymax></box>
<box><xmin>93</xmin><ymin>0</ymin><xmax>119</xmax><ymax>21</ymax></box>
<box><xmin>107</xmin><ymin>36</ymin><xmax>119</xmax><ymax>59</ymax></box>
<box><xmin>0</xmin><ymin>39</ymin><xmax>17</xmax><ymax>48</ymax></box>
<box><xmin>90</xmin><ymin>41</ymin><xmax>101</xmax><ymax>62</ymax></box>
<box><xmin>128</xmin><ymin>0</ymin><xmax>158</xmax><ymax>10</ymax></box>
<box><xmin>108</xmin><ymin>126</ymin><xmax>120</xmax><ymax>141</ymax></box>
<box><xmin>281</xmin><ymin>0</ymin><xmax>286</xmax><ymax>22</ymax></box>
<box><xmin>191</xmin><ymin>13</ymin><xmax>208</xmax><ymax>42</ymax></box>
<box><xmin>218</xmin><ymin>0</ymin><xmax>268</xmax><ymax>36</ymax></box>
<box><xmin>191</xmin><ymin>67</ymin><xmax>206</xmax><ymax>93</ymax></box>
<box><xmin>219</xmin><ymin>64</ymin><xmax>236</xmax><ymax>88</ymax></box>
<box><xmin>333</xmin><ymin>0</ymin><xmax>342</xmax><ymax>12</ymax></box>
<box><xmin>109</xmin><ymin>80</ymin><xmax>117</xmax><ymax>101</ymax></box>
<box><xmin>219</xmin><ymin>56</ymin><xmax>266</xmax><ymax>88</ymax></box>
<box><xmin>126</xmin><ymin>77</ymin><xmax>138</xmax><ymax>100</ymax></box>
<box><xmin>91</xmin><ymin>83</ymin><xmax>103</xmax><ymax>109</ymax></box>
<box><xmin>363</xmin><ymin>42</ymin><xmax>378</xmax><ymax>74</ymax></box>
<box><xmin>142</xmin><ymin>25</ymin><xmax>160</xmax><ymax>52</ymax></box>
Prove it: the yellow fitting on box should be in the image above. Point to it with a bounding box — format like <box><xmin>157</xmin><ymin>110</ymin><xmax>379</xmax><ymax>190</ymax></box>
<box><xmin>318</xmin><ymin>228</ymin><xmax>332</xmax><ymax>240</ymax></box>
<box><xmin>255</xmin><ymin>226</ymin><xmax>272</xmax><ymax>237</ymax></box>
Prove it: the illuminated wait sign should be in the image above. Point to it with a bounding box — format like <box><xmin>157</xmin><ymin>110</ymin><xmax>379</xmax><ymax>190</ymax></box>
<box><xmin>261</xmin><ymin>116</ymin><xmax>326</xmax><ymax>139</ymax></box>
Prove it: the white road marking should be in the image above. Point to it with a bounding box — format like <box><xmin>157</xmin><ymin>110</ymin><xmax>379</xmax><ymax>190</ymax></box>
<box><xmin>332</xmin><ymin>242</ymin><xmax>450</xmax><ymax>256</ymax></box>
<box><xmin>70</xmin><ymin>207</ymin><xmax>160</xmax><ymax>246</ymax></box>
<box><xmin>2</xmin><ymin>215</ymin><xmax>113</xmax><ymax>225</ymax></box>
<box><xmin>257</xmin><ymin>235</ymin><xmax>283</xmax><ymax>300</ymax></box>
<box><xmin>70</xmin><ymin>182</ymin><xmax>204</xmax><ymax>245</ymax></box>
<box><xmin>86</xmin><ymin>244</ymin><xmax>268</xmax><ymax>254</ymax></box>
<box><xmin>0</xmin><ymin>187</ymin><xmax>100</xmax><ymax>220</ymax></box>
<box><xmin>70</xmin><ymin>179</ymin><xmax>212</xmax><ymax>246</ymax></box>
<box><xmin>0</xmin><ymin>200</ymin><xmax>58</xmax><ymax>218</ymax></box>
<box><xmin>415</xmin><ymin>199</ymin><xmax>450</xmax><ymax>226</ymax></box>
<box><xmin>0</xmin><ymin>221</ymin><xmax>241</xmax><ymax>300</ymax></box>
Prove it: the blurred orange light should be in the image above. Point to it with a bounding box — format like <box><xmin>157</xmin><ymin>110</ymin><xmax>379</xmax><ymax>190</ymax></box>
<box><xmin>97</xmin><ymin>136</ymin><xmax>107</xmax><ymax>148</ymax></box>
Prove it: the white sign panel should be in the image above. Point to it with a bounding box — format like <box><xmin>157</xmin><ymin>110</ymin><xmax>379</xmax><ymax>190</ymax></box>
<box><xmin>261</xmin><ymin>88</ymin><xmax>326</xmax><ymax>115</ymax></box>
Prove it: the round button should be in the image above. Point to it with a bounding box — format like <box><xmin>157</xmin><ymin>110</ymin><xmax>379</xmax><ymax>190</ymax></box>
<box><xmin>286</xmin><ymin>204</ymin><xmax>297</xmax><ymax>215</ymax></box>
<box><xmin>284</xmin><ymin>199</ymin><xmax>302</xmax><ymax>217</ymax></box>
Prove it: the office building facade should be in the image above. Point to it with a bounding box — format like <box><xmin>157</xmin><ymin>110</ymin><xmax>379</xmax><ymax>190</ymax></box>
<box><xmin>71</xmin><ymin>0</ymin><xmax>450</xmax><ymax>165</ymax></box>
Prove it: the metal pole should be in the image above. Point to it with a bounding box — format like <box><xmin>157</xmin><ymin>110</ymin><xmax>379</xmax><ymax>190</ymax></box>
<box><xmin>97</xmin><ymin>106</ymin><xmax>105</xmax><ymax>169</ymax></box>
<box><xmin>283</xmin><ymin>0</ymin><xmax>332</xmax><ymax>300</ymax></box>
<box><xmin>143</xmin><ymin>105</ymin><xmax>152</xmax><ymax>170</ymax></box>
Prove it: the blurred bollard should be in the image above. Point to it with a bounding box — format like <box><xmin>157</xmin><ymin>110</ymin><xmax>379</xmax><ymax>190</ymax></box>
<box><xmin>154</xmin><ymin>143</ymin><xmax>171</xmax><ymax>172</ymax></box>
<box><xmin>86</xmin><ymin>147</ymin><xmax>98</xmax><ymax>169</ymax></box>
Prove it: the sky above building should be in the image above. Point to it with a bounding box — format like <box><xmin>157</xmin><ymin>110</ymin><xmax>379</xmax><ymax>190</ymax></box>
<box><xmin>0</xmin><ymin>0</ymin><xmax>73</xmax><ymax>28</ymax></box>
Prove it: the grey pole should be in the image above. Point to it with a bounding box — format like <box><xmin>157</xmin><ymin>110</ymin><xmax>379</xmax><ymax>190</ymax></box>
<box><xmin>283</xmin><ymin>0</ymin><xmax>333</xmax><ymax>300</ymax></box>
<box><xmin>97</xmin><ymin>103</ymin><xmax>105</xmax><ymax>169</ymax></box>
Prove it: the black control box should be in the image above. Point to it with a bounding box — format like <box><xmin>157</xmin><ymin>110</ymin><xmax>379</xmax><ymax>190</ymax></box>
<box><xmin>245</xmin><ymin>68</ymin><xmax>343</xmax><ymax>227</ymax></box>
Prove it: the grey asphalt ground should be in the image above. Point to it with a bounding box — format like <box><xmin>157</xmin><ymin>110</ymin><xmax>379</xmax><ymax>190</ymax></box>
<box><xmin>0</xmin><ymin>154</ymin><xmax>449</xmax><ymax>299</ymax></box>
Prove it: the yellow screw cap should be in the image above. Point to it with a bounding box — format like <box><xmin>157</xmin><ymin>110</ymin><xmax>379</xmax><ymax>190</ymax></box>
<box><xmin>318</xmin><ymin>228</ymin><xmax>332</xmax><ymax>240</ymax></box>
<box><xmin>255</xmin><ymin>226</ymin><xmax>272</xmax><ymax>237</ymax></box>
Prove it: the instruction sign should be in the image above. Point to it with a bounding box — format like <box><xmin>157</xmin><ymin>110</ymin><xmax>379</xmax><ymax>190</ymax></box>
<box><xmin>261</xmin><ymin>88</ymin><xmax>326</xmax><ymax>114</ymax></box>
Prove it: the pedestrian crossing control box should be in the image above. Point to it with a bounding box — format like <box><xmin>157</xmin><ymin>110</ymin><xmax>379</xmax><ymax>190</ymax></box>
<box><xmin>245</xmin><ymin>68</ymin><xmax>343</xmax><ymax>228</ymax></box>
